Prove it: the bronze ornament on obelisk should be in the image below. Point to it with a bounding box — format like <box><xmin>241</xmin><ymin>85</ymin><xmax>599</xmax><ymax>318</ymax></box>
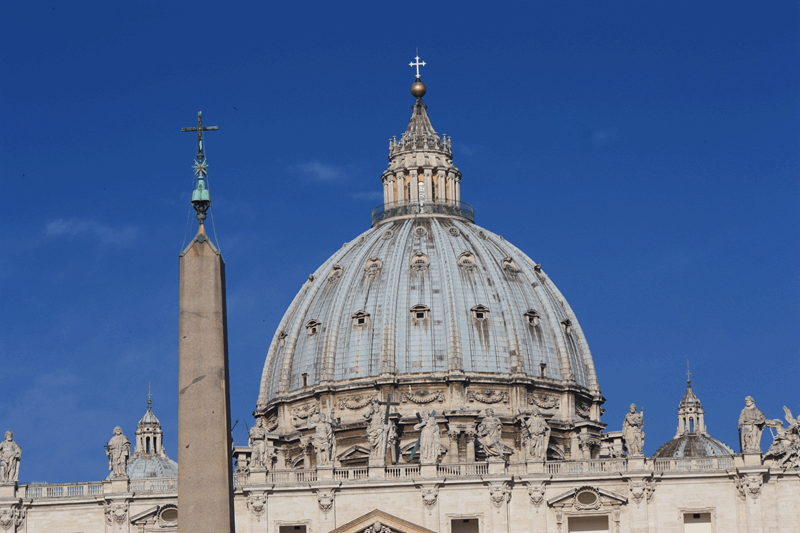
<box><xmin>177</xmin><ymin>112</ymin><xmax>235</xmax><ymax>533</ymax></box>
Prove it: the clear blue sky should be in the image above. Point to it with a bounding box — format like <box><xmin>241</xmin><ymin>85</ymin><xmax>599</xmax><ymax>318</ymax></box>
<box><xmin>1</xmin><ymin>1</ymin><xmax>797</xmax><ymax>483</ymax></box>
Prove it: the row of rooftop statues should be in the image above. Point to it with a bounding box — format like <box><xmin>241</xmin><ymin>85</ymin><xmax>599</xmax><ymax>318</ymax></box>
<box><xmin>1</xmin><ymin>397</ymin><xmax>797</xmax><ymax>483</ymax></box>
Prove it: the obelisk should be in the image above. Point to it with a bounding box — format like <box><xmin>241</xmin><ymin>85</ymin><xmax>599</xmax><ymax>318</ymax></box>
<box><xmin>178</xmin><ymin>112</ymin><xmax>235</xmax><ymax>533</ymax></box>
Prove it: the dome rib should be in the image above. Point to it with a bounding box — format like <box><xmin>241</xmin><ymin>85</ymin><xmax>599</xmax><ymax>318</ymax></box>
<box><xmin>382</xmin><ymin>221</ymin><xmax>415</xmax><ymax>375</ymax></box>
<box><xmin>430</xmin><ymin>220</ymin><xmax>462</xmax><ymax>372</ymax></box>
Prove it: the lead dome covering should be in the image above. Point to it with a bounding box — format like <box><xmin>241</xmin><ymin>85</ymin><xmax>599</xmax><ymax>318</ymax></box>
<box><xmin>257</xmin><ymin>216</ymin><xmax>599</xmax><ymax>407</ymax></box>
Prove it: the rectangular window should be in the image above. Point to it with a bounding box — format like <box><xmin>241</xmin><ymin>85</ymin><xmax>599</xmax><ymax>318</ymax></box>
<box><xmin>684</xmin><ymin>512</ymin><xmax>712</xmax><ymax>533</ymax></box>
<box><xmin>568</xmin><ymin>515</ymin><xmax>609</xmax><ymax>532</ymax></box>
<box><xmin>451</xmin><ymin>518</ymin><xmax>479</xmax><ymax>533</ymax></box>
<box><xmin>278</xmin><ymin>527</ymin><xmax>307</xmax><ymax>533</ymax></box>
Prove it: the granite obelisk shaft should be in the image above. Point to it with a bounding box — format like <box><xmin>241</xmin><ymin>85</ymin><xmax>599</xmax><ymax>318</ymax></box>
<box><xmin>178</xmin><ymin>233</ymin><xmax>235</xmax><ymax>533</ymax></box>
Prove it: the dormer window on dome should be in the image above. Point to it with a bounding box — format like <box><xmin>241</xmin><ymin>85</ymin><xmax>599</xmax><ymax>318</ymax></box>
<box><xmin>525</xmin><ymin>310</ymin><xmax>541</xmax><ymax>327</ymax></box>
<box><xmin>306</xmin><ymin>320</ymin><xmax>321</xmax><ymax>336</ymax></box>
<box><xmin>364</xmin><ymin>257</ymin><xmax>382</xmax><ymax>277</ymax></box>
<box><xmin>411</xmin><ymin>304</ymin><xmax>430</xmax><ymax>325</ymax></box>
<box><xmin>458</xmin><ymin>251</ymin><xmax>476</xmax><ymax>271</ymax></box>
<box><xmin>352</xmin><ymin>311</ymin><xmax>370</xmax><ymax>329</ymax></box>
<box><xmin>561</xmin><ymin>318</ymin><xmax>573</xmax><ymax>334</ymax></box>
<box><xmin>471</xmin><ymin>305</ymin><xmax>489</xmax><ymax>322</ymax></box>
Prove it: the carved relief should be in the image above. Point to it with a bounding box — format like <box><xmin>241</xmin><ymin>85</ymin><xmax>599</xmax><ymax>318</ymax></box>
<box><xmin>628</xmin><ymin>480</ymin><xmax>655</xmax><ymax>505</ymax></box>
<box><xmin>420</xmin><ymin>485</ymin><xmax>438</xmax><ymax>514</ymax></box>
<box><xmin>363</xmin><ymin>520</ymin><xmax>394</xmax><ymax>533</ymax></box>
<box><xmin>266</xmin><ymin>414</ymin><xmax>279</xmax><ymax>432</ymax></box>
<box><xmin>448</xmin><ymin>227</ymin><xmax>460</xmax><ymax>237</ymax></box>
<box><xmin>528</xmin><ymin>483</ymin><xmax>546</xmax><ymax>509</ymax></box>
<box><xmin>575</xmin><ymin>400</ymin><xmax>591</xmax><ymax>419</ymax></box>
<box><xmin>488</xmin><ymin>482</ymin><xmax>510</xmax><ymax>509</ymax></box>
<box><xmin>339</xmin><ymin>394</ymin><xmax>378</xmax><ymax>410</ymax></box>
<box><xmin>401</xmin><ymin>389</ymin><xmax>444</xmax><ymax>404</ymax></box>
<box><xmin>247</xmin><ymin>492</ymin><xmax>267</xmax><ymax>521</ymax></box>
<box><xmin>735</xmin><ymin>473</ymin><xmax>763</xmax><ymax>500</ymax></box>
<box><xmin>291</xmin><ymin>402</ymin><xmax>320</xmax><ymax>424</ymax></box>
<box><xmin>468</xmin><ymin>389</ymin><xmax>509</xmax><ymax>404</ymax></box>
<box><xmin>0</xmin><ymin>507</ymin><xmax>24</xmax><ymax>532</ymax></box>
<box><xmin>382</xmin><ymin>229</ymin><xmax>394</xmax><ymax>240</ymax></box>
<box><xmin>316</xmin><ymin>490</ymin><xmax>334</xmax><ymax>512</ymax></box>
<box><xmin>528</xmin><ymin>393</ymin><xmax>560</xmax><ymax>410</ymax></box>
<box><xmin>104</xmin><ymin>501</ymin><xmax>128</xmax><ymax>527</ymax></box>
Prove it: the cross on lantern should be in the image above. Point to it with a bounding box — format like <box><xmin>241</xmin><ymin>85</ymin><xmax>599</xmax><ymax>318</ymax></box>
<box><xmin>181</xmin><ymin>111</ymin><xmax>218</xmax><ymax>161</ymax></box>
<box><xmin>686</xmin><ymin>361</ymin><xmax>692</xmax><ymax>383</ymax></box>
<box><xmin>409</xmin><ymin>55</ymin><xmax>426</xmax><ymax>79</ymax></box>
<box><xmin>378</xmin><ymin>393</ymin><xmax>400</xmax><ymax>464</ymax></box>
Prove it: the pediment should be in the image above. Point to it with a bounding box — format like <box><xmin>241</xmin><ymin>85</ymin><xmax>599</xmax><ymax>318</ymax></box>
<box><xmin>337</xmin><ymin>444</ymin><xmax>371</xmax><ymax>461</ymax></box>
<box><xmin>548</xmin><ymin>485</ymin><xmax>627</xmax><ymax>510</ymax></box>
<box><xmin>330</xmin><ymin>509</ymin><xmax>435</xmax><ymax>533</ymax></box>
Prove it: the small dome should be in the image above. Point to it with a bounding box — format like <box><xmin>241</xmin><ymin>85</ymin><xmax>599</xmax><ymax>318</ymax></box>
<box><xmin>652</xmin><ymin>434</ymin><xmax>734</xmax><ymax>459</ymax></box>
<box><xmin>139</xmin><ymin>405</ymin><xmax>161</xmax><ymax>426</ymax></box>
<box><xmin>125</xmin><ymin>455</ymin><xmax>178</xmax><ymax>479</ymax></box>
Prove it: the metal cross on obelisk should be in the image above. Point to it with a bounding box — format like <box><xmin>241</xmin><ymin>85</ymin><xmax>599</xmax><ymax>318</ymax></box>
<box><xmin>409</xmin><ymin>54</ymin><xmax>426</xmax><ymax>79</ymax></box>
<box><xmin>378</xmin><ymin>393</ymin><xmax>400</xmax><ymax>464</ymax></box>
<box><xmin>181</xmin><ymin>111</ymin><xmax>218</xmax><ymax>161</ymax></box>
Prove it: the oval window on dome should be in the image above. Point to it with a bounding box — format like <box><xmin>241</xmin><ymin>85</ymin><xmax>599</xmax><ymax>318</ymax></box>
<box><xmin>524</xmin><ymin>310</ymin><xmax>540</xmax><ymax>327</ymax></box>
<box><xmin>458</xmin><ymin>251</ymin><xmax>476</xmax><ymax>271</ymax></box>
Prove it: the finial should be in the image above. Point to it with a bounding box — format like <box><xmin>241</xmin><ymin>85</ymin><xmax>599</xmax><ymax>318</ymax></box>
<box><xmin>147</xmin><ymin>382</ymin><xmax>153</xmax><ymax>409</ymax></box>
<box><xmin>182</xmin><ymin>111</ymin><xmax>218</xmax><ymax>225</ymax></box>
<box><xmin>409</xmin><ymin>53</ymin><xmax>427</xmax><ymax>98</ymax></box>
<box><xmin>686</xmin><ymin>360</ymin><xmax>692</xmax><ymax>385</ymax></box>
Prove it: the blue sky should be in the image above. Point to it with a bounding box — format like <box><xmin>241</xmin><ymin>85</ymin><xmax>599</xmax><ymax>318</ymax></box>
<box><xmin>1</xmin><ymin>1</ymin><xmax>797</xmax><ymax>483</ymax></box>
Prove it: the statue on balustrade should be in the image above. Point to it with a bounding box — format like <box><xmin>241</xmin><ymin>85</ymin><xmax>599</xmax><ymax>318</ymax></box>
<box><xmin>413</xmin><ymin>411</ymin><xmax>442</xmax><ymax>464</ymax></box>
<box><xmin>622</xmin><ymin>404</ymin><xmax>645</xmax><ymax>456</ymax></box>
<box><xmin>738</xmin><ymin>396</ymin><xmax>766</xmax><ymax>453</ymax></box>
<box><xmin>522</xmin><ymin>408</ymin><xmax>551</xmax><ymax>461</ymax></box>
<box><xmin>0</xmin><ymin>431</ymin><xmax>22</xmax><ymax>483</ymax></box>
<box><xmin>765</xmin><ymin>406</ymin><xmax>800</xmax><ymax>469</ymax></box>
<box><xmin>477</xmin><ymin>409</ymin><xmax>513</xmax><ymax>460</ymax></box>
<box><xmin>364</xmin><ymin>400</ymin><xmax>392</xmax><ymax>464</ymax></box>
<box><xmin>106</xmin><ymin>427</ymin><xmax>130</xmax><ymax>478</ymax></box>
<box><xmin>311</xmin><ymin>412</ymin><xmax>337</xmax><ymax>467</ymax></box>
<box><xmin>249</xmin><ymin>417</ymin><xmax>268</xmax><ymax>468</ymax></box>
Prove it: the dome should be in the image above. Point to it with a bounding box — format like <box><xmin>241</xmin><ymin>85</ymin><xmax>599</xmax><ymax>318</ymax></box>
<box><xmin>652</xmin><ymin>434</ymin><xmax>734</xmax><ymax>459</ymax></box>
<box><xmin>254</xmin><ymin>75</ymin><xmax>605</xmax><ymax>464</ymax></box>
<box><xmin>108</xmin><ymin>401</ymin><xmax>177</xmax><ymax>479</ymax></box>
<box><xmin>257</xmin><ymin>217</ymin><xmax>599</xmax><ymax>406</ymax></box>
<box><xmin>652</xmin><ymin>376</ymin><xmax>734</xmax><ymax>459</ymax></box>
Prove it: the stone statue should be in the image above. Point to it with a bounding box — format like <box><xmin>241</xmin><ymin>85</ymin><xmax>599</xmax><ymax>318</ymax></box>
<box><xmin>622</xmin><ymin>404</ymin><xmax>645</xmax><ymax>456</ymax></box>
<box><xmin>364</xmin><ymin>520</ymin><xmax>392</xmax><ymax>533</ymax></box>
<box><xmin>738</xmin><ymin>396</ymin><xmax>767</xmax><ymax>453</ymax></box>
<box><xmin>106</xmin><ymin>427</ymin><xmax>130</xmax><ymax>478</ymax></box>
<box><xmin>413</xmin><ymin>411</ymin><xmax>441</xmax><ymax>464</ymax></box>
<box><xmin>364</xmin><ymin>400</ymin><xmax>390</xmax><ymax>463</ymax></box>
<box><xmin>764</xmin><ymin>406</ymin><xmax>799</xmax><ymax>468</ymax></box>
<box><xmin>522</xmin><ymin>408</ymin><xmax>551</xmax><ymax>461</ymax></box>
<box><xmin>0</xmin><ymin>431</ymin><xmax>22</xmax><ymax>483</ymax></box>
<box><xmin>477</xmin><ymin>409</ymin><xmax>512</xmax><ymax>459</ymax></box>
<box><xmin>249</xmin><ymin>418</ymin><xmax>268</xmax><ymax>468</ymax></box>
<box><xmin>310</xmin><ymin>412</ymin><xmax>337</xmax><ymax>466</ymax></box>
